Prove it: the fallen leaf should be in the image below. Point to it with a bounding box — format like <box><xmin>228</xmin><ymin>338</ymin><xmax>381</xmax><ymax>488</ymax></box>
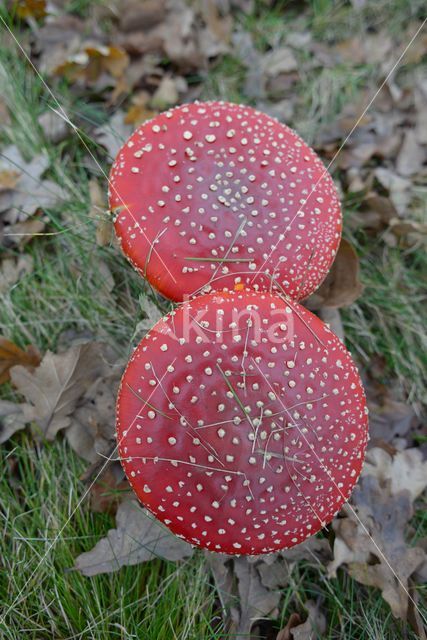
<box><xmin>328</xmin><ymin>475</ymin><xmax>426</xmax><ymax>620</ymax></box>
<box><xmin>0</xmin><ymin>337</ymin><xmax>41</xmax><ymax>385</ymax></box>
<box><xmin>234</xmin><ymin>557</ymin><xmax>281</xmax><ymax>639</ymax></box>
<box><xmin>75</xmin><ymin>499</ymin><xmax>193</xmax><ymax>576</ymax></box>
<box><xmin>374</xmin><ymin>168</ymin><xmax>412</xmax><ymax>217</ymax></box>
<box><xmin>124</xmin><ymin>92</ymin><xmax>157</xmax><ymax>127</ymax></box>
<box><xmin>0</xmin><ymin>169</ymin><xmax>20</xmax><ymax>191</ymax></box>
<box><xmin>118</xmin><ymin>0</ymin><xmax>167</xmax><ymax>33</ymax></box>
<box><xmin>306</xmin><ymin>238</ymin><xmax>363</xmax><ymax>309</ymax></box>
<box><xmin>276</xmin><ymin>613</ymin><xmax>302</xmax><ymax>640</ymax></box>
<box><xmin>257</xmin><ymin>537</ymin><xmax>331</xmax><ymax>592</ymax></box>
<box><xmin>0</xmin><ymin>400</ymin><xmax>31</xmax><ymax>444</ymax></box>
<box><xmin>396</xmin><ymin>129</ymin><xmax>426</xmax><ymax>177</ymax></box>
<box><xmin>10</xmin><ymin>342</ymin><xmax>105</xmax><ymax>440</ymax></box>
<box><xmin>287</xmin><ymin>600</ymin><xmax>327</xmax><ymax>640</ymax></box>
<box><xmin>14</xmin><ymin>0</ymin><xmax>47</xmax><ymax>19</ymax></box>
<box><xmin>0</xmin><ymin>254</ymin><xmax>34</xmax><ymax>292</ymax></box>
<box><xmin>94</xmin><ymin>111</ymin><xmax>133</xmax><ymax>158</ymax></box>
<box><xmin>150</xmin><ymin>76</ymin><xmax>179</xmax><ymax>110</ymax></box>
<box><xmin>385</xmin><ymin>217</ymin><xmax>427</xmax><ymax>248</ymax></box>
<box><xmin>364</xmin><ymin>447</ymin><xmax>427</xmax><ymax>501</ymax></box>
<box><xmin>368</xmin><ymin>398</ymin><xmax>417</xmax><ymax>442</ymax></box>
<box><xmin>132</xmin><ymin>296</ymin><xmax>163</xmax><ymax>343</ymax></box>
<box><xmin>65</xmin><ymin>363</ymin><xmax>122</xmax><ymax>463</ymax></box>
<box><xmin>0</xmin><ymin>146</ymin><xmax>65</xmax><ymax>223</ymax></box>
<box><xmin>261</xmin><ymin>47</ymin><xmax>298</xmax><ymax>77</ymax></box>
<box><xmin>53</xmin><ymin>44</ymin><xmax>129</xmax><ymax>84</ymax></box>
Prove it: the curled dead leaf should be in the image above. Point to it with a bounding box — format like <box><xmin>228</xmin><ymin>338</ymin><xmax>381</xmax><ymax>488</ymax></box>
<box><xmin>279</xmin><ymin>600</ymin><xmax>326</xmax><ymax>640</ymax></box>
<box><xmin>306</xmin><ymin>238</ymin><xmax>363</xmax><ymax>309</ymax></box>
<box><xmin>0</xmin><ymin>337</ymin><xmax>41</xmax><ymax>385</ymax></box>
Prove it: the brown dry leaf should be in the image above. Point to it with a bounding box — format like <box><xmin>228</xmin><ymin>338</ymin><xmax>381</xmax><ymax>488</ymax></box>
<box><xmin>117</xmin><ymin>0</ymin><xmax>228</xmax><ymax>71</ymax></box>
<box><xmin>0</xmin><ymin>254</ymin><xmax>34</xmax><ymax>293</ymax></box>
<box><xmin>88</xmin><ymin>179</ymin><xmax>114</xmax><ymax>246</ymax></box>
<box><xmin>0</xmin><ymin>169</ymin><xmax>20</xmax><ymax>192</ymax></box>
<box><xmin>124</xmin><ymin>92</ymin><xmax>157</xmax><ymax>127</ymax></box>
<box><xmin>348</xmin><ymin>192</ymin><xmax>397</xmax><ymax>232</ymax></box>
<box><xmin>328</xmin><ymin>475</ymin><xmax>426</xmax><ymax>620</ymax></box>
<box><xmin>0</xmin><ymin>337</ymin><xmax>41</xmax><ymax>385</ymax></box>
<box><xmin>118</xmin><ymin>0</ymin><xmax>167</xmax><ymax>33</ymax></box>
<box><xmin>234</xmin><ymin>557</ymin><xmax>281</xmax><ymax>639</ymax></box>
<box><xmin>257</xmin><ymin>536</ymin><xmax>331</xmax><ymax>591</ymax></box>
<box><xmin>10</xmin><ymin>342</ymin><xmax>105</xmax><ymax>440</ymax></box>
<box><xmin>53</xmin><ymin>44</ymin><xmax>129</xmax><ymax>84</ymax></box>
<box><xmin>261</xmin><ymin>47</ymin><xmax>298</xmax><ymax>77</ymax></box>
<box><xmin>396</xmin><ymin>129</ymin><xmax>426</xmax><ymax>177</ymax></box>
<box><xmin>75</xmin><ymin>499</ymin><xmax>193</xmax><ymax>576</ymax></box>
<box><xmin>65</xmin><ymin>361</ymin><xmax>122</xmax><ymax>463</ymax></box>
<box><xmin>14</xmin><ymin>0</ymin><xmax>47</xmax><ymax>19</ymax></box>
<box><xmin>368</xmin><ymin>397</ymin><xmax>417</xmax><ymax>443</ymax></box>
<box><xmin>198</xmin><ymin>0</ymin><xmax>233</xmax><ymax>58</ymax></box>
<box><xmin>94</xmin><ymin>111</ymin><xmax>133</xmax><ymax>158</ymax></box>
<box><xmin>0</xmin><ymin>400</ymin><xmax>31</xmax><ymax>444</ymax></box>
<box><xmin>0</xmin><ymin>146</ymin><xmax>65</xmax><ymax>223</ymax></box>
<box><xmin>276</xmin><ymin>613</ymin><xmax>302</xmax><ymax>640</ymax></box>
<box><xmin>278</xmin><ymin>600</ymin><xmax>326</xmax><ymax>640</ymax></box>
<box><xmin>385</xmin><ymin>217</ymin><xmax>427</xmax><ymax>248</ymax></box>
<box><xmin>374</xmin><ymin>168</ymin><xmax>412</xmax><ymax>217</ymax></box>
<box><xmin>150</xmin><ymin>76</ymin><xmax>179</xmax><ymax>110</ymax></box>
<box><xmin>364</xmin><ymin>447</ymin><xmax>427</xmax><ymax>501</ymax></box>
<box><xmin>307</xmin><ymin>238</ymin><xmax>362</xmax><ymax>309</ymax></box>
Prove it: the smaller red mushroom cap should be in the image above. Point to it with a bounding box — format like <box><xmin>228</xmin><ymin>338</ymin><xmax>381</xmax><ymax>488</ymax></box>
<box><xmin>117</xmin><ymin>290</ymin><xmax>368</xmax><ymax>555</ymax></box>
<box><xmin>109</xmin><ymin>101</ymin><xmax>342</xmax><ymax>302</ymax></box>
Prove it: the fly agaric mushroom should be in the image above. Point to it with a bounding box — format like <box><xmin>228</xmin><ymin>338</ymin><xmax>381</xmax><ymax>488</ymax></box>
<box><xmin>117</xmin><ymin>290</ymin><xmax>368</xmax><ymax>555</ymax></box>
<box><xmin>109</xmin><ymin>101</ymin><xmax>341</xmax><ymax>302</ymax></box>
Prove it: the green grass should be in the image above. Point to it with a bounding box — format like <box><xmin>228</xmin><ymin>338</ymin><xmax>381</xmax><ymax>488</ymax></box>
<box><xmin>1</xmin><ymin>437</ymin><xmax>425</xmax><ymax>639</ymax></box>
<box><xmin>1</xmin><ymin>2</ymin><xmax>427</xmax><ymax>638</ymax></box>
<box><xmin>0</xmin><ymin>436</ymin><xmax>218</xmax><ymax>639</ymax></box>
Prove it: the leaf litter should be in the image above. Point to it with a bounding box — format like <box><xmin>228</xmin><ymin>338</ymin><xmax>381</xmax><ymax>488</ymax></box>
<box><xmin>1</xmin><ymin>2</ymin><xmax>427</xmax><ymax>638</ymax></box>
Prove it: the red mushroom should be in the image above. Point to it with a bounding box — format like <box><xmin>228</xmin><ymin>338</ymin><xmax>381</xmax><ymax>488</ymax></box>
<box><xmin>117</xmin><ymin>290</ymin><xmax>368</xmax><ymax>555</ymax></box>
<box><xmin>109</xmin><ymin>101</ymin><xmax>341</xmax><ymax>302</ymax></box>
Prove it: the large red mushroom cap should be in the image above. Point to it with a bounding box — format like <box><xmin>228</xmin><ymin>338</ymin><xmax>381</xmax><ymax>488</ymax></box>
<box><xmin>117</xmin><ymin>290</ymin><xmax>368</xmax><ymax>555</ymax></box>
<box><xmin>109</xmin><ymin>101</ymin><xmax>341</xmax><ymax>302</ymax></box>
